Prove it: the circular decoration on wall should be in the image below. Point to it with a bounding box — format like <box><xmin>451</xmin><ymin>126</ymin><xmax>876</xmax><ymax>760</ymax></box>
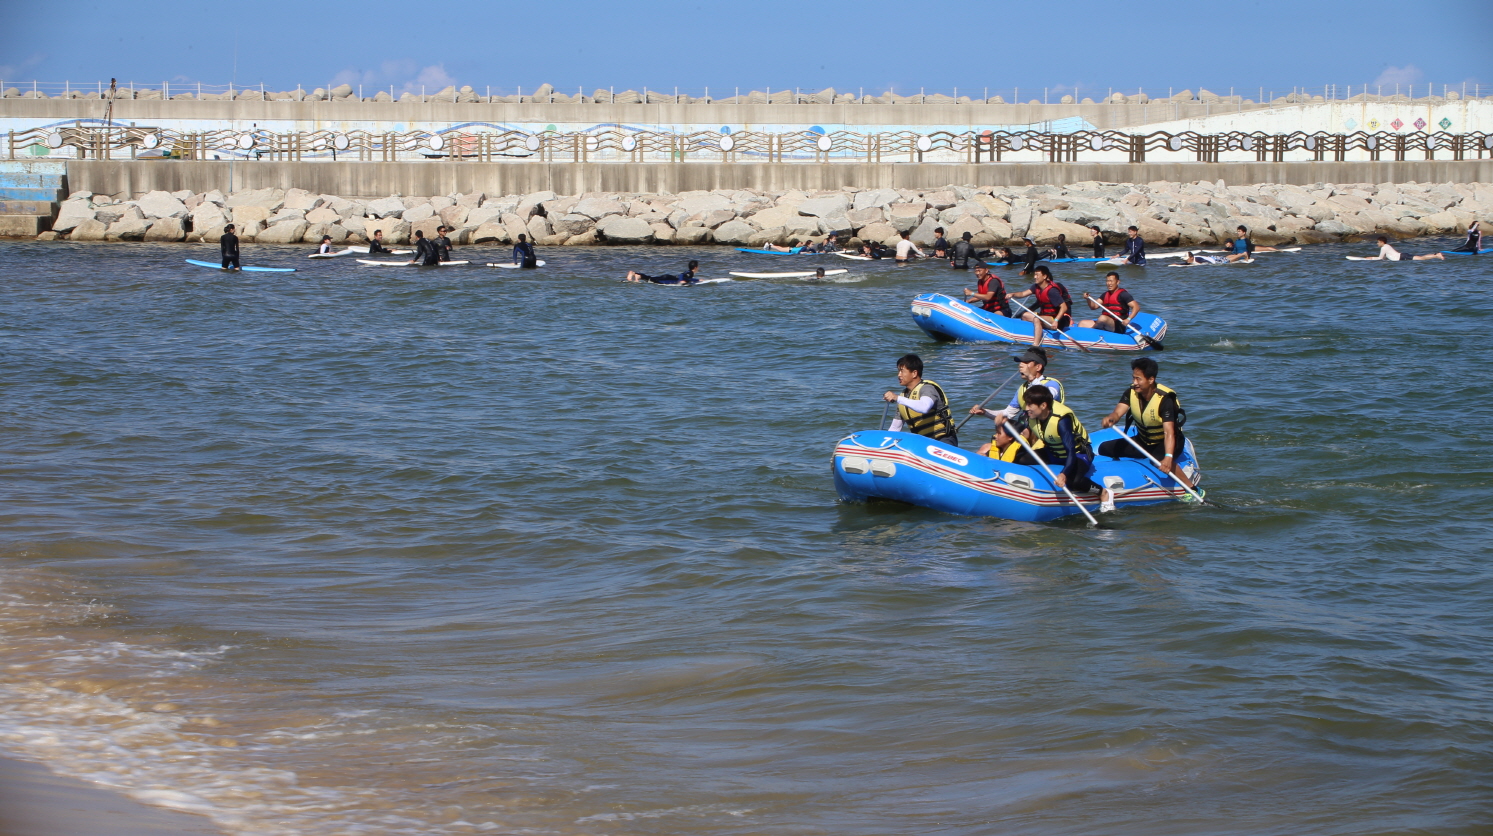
<box><xmin>621</xmin><ymin>135</ymin><xmax>637</xmax><ymax>152</ymax></box>
<box><xmin>1242</xmin><ymin>135</ymin><xmax>1255</xmax><ymax>151</ymax></box>
<box><xmin>719</xmin><ymin>134</ymin><xmax>735</xmax><ymax>152</ymax></box>
<box><xmin>816</xmin><ymin>134</ymin><xmax>832</xmax><ymax>152</ymax></box>
<box><xmin>236</xmin><ymin>133</ymin><xmax>255</xmax><ymax>150</ymax></box>
<box><xmin>427</xmin><ymin>133</ymin><xmax>445</xmax><ymax>151</ymax></box>
<box><xmin>1484</xmin><ymin>135</ymin><xmax>1493</xmax><ymax>150</ymax></box>
<box><xmin>332</xmin><ymin>132</ymin><xmax>350</xmax><ymax>151</ymax></box>
<box><xmin>1367</xmin><ymin>136</ymin><xmax>1379</xmax><ymax>150</ymax></box>
<box><xmin>1304</xmin><ymin>136</ymin><xmax>1316</xmax><ymax>150</ymax></box>
<box><xmin>1425</xmin><ymin>135</ymin><xmax>1437</xmax><ymax>150</ymax></box>
<box><xmin>525</xmin><ymin>134</ymin><xmax>542</xmax><ymax>152</ymax></box>
<box><xmin>1167</xmin><ymin>135</ymin><xmax>1184</xmax><ymax>151</ymax></box>
<box><xmin>546</xmin><ymin>124</ymin><xmax>557</xmax><ymax>133</ymax></box>
<box><xmin>719</xmin><ymin>126</ymin><xmax>732</xmax><ymax>135</ymax></box>
<box><xmin>915</xmin><ymin>135</ymin><xmax>932</xmax><ymax>152</ymax></box>
<box><xmin>1008</xmin><ymin>135</ymin><xmax>1024</xmax><ymax>151</ymax></box>
<box><xmin>585</xmin><ymin>135</ymin><xmax>600</xmax><ymax>152</ymax></box>
<box><xmin>45</xmin><ymin>131</ymin><xmax>64</xmax><ymax>149</ymax></box>
<box><xmin>809</xmin><ymin>125</ymin><xmax>825</xmax><ymax>136</ymax></box>
<box><xmin>1089</xmin><ymin>135</ymin><xmax>1105</xmax><ymax>151</ymax></box>
<box><xmin>141</xmin><ymin>132</ymin><xmax>160</xmax><ymax>150</ymax></box>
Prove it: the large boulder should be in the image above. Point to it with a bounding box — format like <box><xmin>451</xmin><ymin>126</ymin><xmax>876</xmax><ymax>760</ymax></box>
<box><xmin>551</xmin><ymin>213</ymin><xmax>595</xmax><ymax>238</ymax></box>
<box><xmin>225</xmin><ymin>188</ymin><xmax>284</xmax><ymax>212</ymax></box>
<box><xmin>439</xmin><ymin>204</ymin><xmax>470</xmax><ymax>228</ymax></box>
<box><xmin>573</xmin><ymin>197</ymin><xmax>627</xmax><ymax>220</ymax></box>
<box><xmin>501</xmin><ymin>213</ymin><xmax>530</xmax><ymax>244</ymax></box>
<box><xmin>1008</xmin><ymin>201</ymin><xmax>1034</xmax><ymax>238</ymax></box>
<box><xmin>135</xmin><ymin>190</ymin><xmax>188</xmax><ymax>219</ymax></box>
<box><xmin>711</xmin><ymin>219</ymin><xmax>756</xmax><ymax>244</ymax></box>
<box><xmin>256</xmin><ymin>220</ymin><xmax>310</xmax><ymax>244</ymax></box>
<box><xmin>465</xmin><ymin>205</ymin><xmax>505</xmax><ymax>228</ymax></box>
<box><xmin>411</xmin><ymin>217</ymin><xmax>444</xmax><ymax>241</ymax></box>
<box><xmin>695</xmin><ymin>209</ymin><xmax>736</xmax><ymax>229</ymax></box>
<box><xmin>909</xmin><ymin>216</ymin><xmax>941</xmax><ymax>246</ymax></box>
<box><xmin>232</xmin><ymin>205</ymin><xmax>272</xmax><ymax>226</ymax></box>
<box><xmin>52</xmin><ymin>201</ymin><xmax>96</xmax><ymax>233</ymax></box>
<box><xmin>365</xmin><ymin>218</ymin><xmax>409</xmax><ymax>245</ymax></box>
<box><xmin>1027</xmin><ymin>213</ymin><xmax>1096</xmax><ymax>246</ymax></box>
<box><xmin>366</xmin><ymin>196</ymin><xmax>406</xmax><ymax>218</ymax></box>
<box><xmin>69</xmin><ymin>218</ymin><xmax>109</xmax><ymax>241</ymax></box>
<box><xmin>471</xmin><ymin>222</ymin><xmax>511</xmax><ymax>244</ymax></box>
<box><xmin>887</xmin><ymin>202</ymin><xmax>926</xmax><ymax>233</ymax></box>
<box><xmin>282</xmin><ymin>189</ymin><xmax>323</xmax><ymax>212</ymax></box>
<box><xmin>677</xmin><ymin>193</ymin><xmax>732</xmax><ymax>216</ymax></box>
<box><xmin>650</xmin><ymin>223</ymin><xmax>675</xmax><ymax>244</ymax></box>
<box><xmin>104</xmin><ymin>206</ymin><xmax>149</xmax><ymax>241</ymax></box>
<box><xmin>302</xmin><ymin>223</ymin><xmax>348</xmax><ymax>244</ymax></box>
<box><xmin>946</xmin><ymin>216</ymin><xmax>990</xmax><ymax>246</ymax></box>
<box><xmin>674</xmin><ymin>226</ymin><xmax>714</xmax><ymax>245</ymax></box>
<box><xmin>526</xmin><ymin>214</ymin><xmax>551</xmax><ymax>241</ymax></box>
<box><xmin>972</xmin><ymin>194</ymin><xmax>1011</xmax><ymax>219</ymax></box>
<box><xmin>797</xmin><ymin>194</ymin><xmax>851</xmax><ymax>218</ymax></box>
<box><xmin>1130</xmin><ymin>215</ymin><xmax>1179</xmax><ymax>246</ymax></box>
<box><xmin>516</xmin><ymin>190</ymin><xmax>558</xmax><ymax>220</ymax></box>
<box><xmin>305</xmin><ymin>207</ymin><xmax>341</xmax><ymax>225</ymax></box>
<box><xmin>852</xmin><ymin>188</ymin><xmax>899</xmax><ymax>211</ymax></box>
<box><xmin>597</xmin><ymin>215</ymin><xmax>654</xmax><ymax>243</ymax></box>
<box><xmin>980</xmin><ymin>217</ymin><xmax>1014</xmax><ymax>242</ymax></box>
<box><xmin>142</xmin><ymin>217</ymin><xmax>185</xmax><ymax>242</ymax></box>
<box><xmin>403</xmin><ymin>204</ymin><xmax>436</xmax><ymax>224</ymax></box>
<box><xmin>846</xmin><ymin>207</ymin><xmax>885</xmax><ymax>229</ymax></box>
<box><xmin>921</xmin><ymin>189</ymin><xmax>957</xmax><ymax>211</ymax></box>
<box><xmin>856</xmin><ymin>222</ymin><xmax>900</xmax><ymax>246</ymax></box>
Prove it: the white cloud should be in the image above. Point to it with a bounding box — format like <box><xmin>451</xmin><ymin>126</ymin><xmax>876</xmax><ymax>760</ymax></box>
<box><xmin>327</xmin><ymin>60</ymin><xmax>458</xmax><ymax>95</ymax></box>
<box><xmin>1373</xmin><ymin>64</ymin><xmax>1423</xmax><ymax>88</ymax></box>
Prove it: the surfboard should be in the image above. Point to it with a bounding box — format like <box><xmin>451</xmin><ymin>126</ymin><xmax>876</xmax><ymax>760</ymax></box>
<box><xmin>185</xmin><ymin>258</ymin><xmax>296</xmax><ymax>272</ymax></box>
<box><xmin>728</xmin><ymin>268</ymin><xmax>849</xmax><ymax>279</ymax></box>
<box><xmin>1441</xmin><ymin>248</ymin><xmax>1493</xmax><ymax>256</ymax></box>
<box><xmin>834</xmin><ymin>253</ymin><xmax>875</xmax><ymax>260</ymax></box>
<box><xmin>485</xmin><ymin>260</ymin><xmax>548</xmax><ymax>268</ymax></box>
<box><xmin>735</xmin><ymin>247</ymin><xmax>816</xmax><ymax>255</ymax></box>
<box><xmin>346</xmin><ymin>245</ymin><xmax>414</xmax><ymax>255</ymax></box>
<box><xmin>308</xmin><ymin>249</ymin><xmax>356</xmax><ymax>259</ymax></box>
<box><xmin>355</xmin><ymin>259</ymin><xmax>470</xmax><ymax>266</ymax></box>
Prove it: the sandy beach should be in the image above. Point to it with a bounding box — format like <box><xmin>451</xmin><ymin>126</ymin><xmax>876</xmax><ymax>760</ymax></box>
<box><xmin>0</xmin><ymin>754</ymin><xmax>223</xmax><ymax>836</ymax></box>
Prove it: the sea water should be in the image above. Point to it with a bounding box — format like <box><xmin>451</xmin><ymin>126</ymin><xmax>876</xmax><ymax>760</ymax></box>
<box><xmin>1</xmin><ymin>241</ymin><xmax>1490</xmax><ymax>835</ymax></box>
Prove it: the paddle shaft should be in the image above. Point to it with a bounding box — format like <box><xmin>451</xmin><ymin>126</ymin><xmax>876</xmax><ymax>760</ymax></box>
<box><xmin>1000</xmin><ymin>420</ymin><xmax>1099</xmax><ymax>526</ymax></box>
<box><xmin>1010</xmin><ymin>297</ymin><xmax>1092</xmax><ymax>353</ymax></box>
<box><xmin>955</xmin><ymin>371</ymin><xmax>1021</xmax><ymax>431</ymax></box>
<box><xmin>1083</xmin><ymin>293</ymin><xmax>1163</xmax><ymax>349</ymax></box>
<box><xmin>879</xmin><ymin>399</ymin><xmax>892</xmax><ymax>431</ymax></box>
<box><xmin>1113</xmin><ymin>430</ymin><xmax>1206</xmax><ymax>504</ymax></box>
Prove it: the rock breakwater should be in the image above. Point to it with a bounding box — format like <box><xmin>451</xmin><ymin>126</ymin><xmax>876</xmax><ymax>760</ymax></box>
<box><xmin>37</xmin><ymin>180</ymin><xmax>1490</xmax><ymax>248</ymax></box>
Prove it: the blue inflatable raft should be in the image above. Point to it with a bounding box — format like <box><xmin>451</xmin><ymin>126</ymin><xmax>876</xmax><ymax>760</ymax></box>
<box><xmin>910</xmin><ymin>292</ymin><xmax>1165</xmax><ymax>351</ymax></box>
<box><xmin>833</xmin><ymin>428</ymin><xmax>1201</xmax><ymax>523</ymax></box>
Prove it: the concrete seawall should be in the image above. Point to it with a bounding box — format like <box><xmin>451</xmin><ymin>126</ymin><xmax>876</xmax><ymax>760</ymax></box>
<box><xmin>65</xmin><ymin>160</ymin><xmax>1493</xmax><ymax>201</ymax></box>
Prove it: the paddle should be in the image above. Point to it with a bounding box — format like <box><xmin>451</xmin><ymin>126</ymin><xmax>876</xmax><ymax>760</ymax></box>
<box><xmin>1009</xmin><ymin>297</ymin><xmax>1093</xmax><ymax>353</ymax></box>
<box><xmin>955</xmin><ymin>371</ymin><xmax>1021</xmax><ymax>432</ymax></box>
<box><xmin>1000</xmin><ymin>419</ymin><xmax>1099</xmax><ymax>527</ymax></box>
<box><xmin>879</xmin><ymin>399</ymin><xmax>892</xmax><ymax>431</ymax></box>
<box><xmin>1110</xmin><ymin>430</ymin><xmax>1208</xmax><ymax>505</ymax></box>
<box><xmin>1082</xmin><ymin>292</ymin><xmax>1164</xmax><ymax>350</ymax></box>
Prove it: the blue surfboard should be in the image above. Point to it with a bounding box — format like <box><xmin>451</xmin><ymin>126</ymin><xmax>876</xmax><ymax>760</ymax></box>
<box><xmin>185</xmin><ymin>259</ymin><xmax>296</xmax><ymax>272</ymax></box>
<box><xmin>1441</xmin><ymin>248</ymin><xmax>1492</xmax><ymax>256</ymax></box>
<box><xmin>735</xmin><ymin>247</ymin><xmax>812</xmax><ymax>255</ymax></box>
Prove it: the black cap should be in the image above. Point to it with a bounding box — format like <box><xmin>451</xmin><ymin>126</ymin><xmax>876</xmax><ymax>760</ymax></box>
<box><xmin>962</xmin><ymin>231</ymin><xmax>973</xmax><ymax>239</ymax></box>
<box><xmin>1012</xmin><ymin>347</ymin><xmax>1049</xmax><ymax>366</ymax></box>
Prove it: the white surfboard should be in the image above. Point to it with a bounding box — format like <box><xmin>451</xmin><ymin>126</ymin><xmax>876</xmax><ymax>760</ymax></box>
<box><xmin>833</xmin><ymin>253</ymin><xmax>874</xmax><ymax>260</ymax></box>
<box><xmin>486</xmin><ymin>260</ymin><xmax>548</xmax><ymax>268</ymax></box>
<box><xmin>346</xmin><ymin>246</ymin><xmax>414</xmax><ymax>255</ymax></box>
<box><xmin>308</xmin><ymin>248</ymin><xmax>356</xmax><ymax>259</ymax></box>
<box><xmin>356</xmin><ymin>259</ymin><xmax>470</xmax><ymax>266</ymax></box>
<box><xmin>729</xmin><ymin>268</ymin><xmax>850</xmax><ymax>279</ymax></box>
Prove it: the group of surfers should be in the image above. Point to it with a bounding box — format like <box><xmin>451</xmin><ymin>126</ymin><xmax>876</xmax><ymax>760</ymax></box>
<box><xmin>882</xmin><ymin>350</ymin><xmax>1200</xmax><ymax>511</ymax></box>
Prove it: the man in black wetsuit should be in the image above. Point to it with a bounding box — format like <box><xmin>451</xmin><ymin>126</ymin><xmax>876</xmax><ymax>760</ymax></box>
<box><xmin>434</xmin><ymin>226</ymin><xmax>454</xmax><ymax>262</ymax></box>
<box><xmin>1090</xmin><ymin>226</ymin><xmax>1106</xmax><ymax>258</ymax></box>
<box><xmin>1019</xmin><ymin>237</ymin><xmax>1041</xmax><ymax>275</ymax></box>
<box><xmin>512</xmin><ymin>233</ymin><xmax>538</xmax><ymax>268</ymax></box>
<box><xmin>624</xmin><ymin>260</ymin><xmax>699</xmax><ymax>284</ymax></box>
<box><xmin>950</xmin><ymin>231</ymin><xmax>978</xmax><ymax>269</ymax></box>
<box><xmin>220</xmin><ymin>224</ymin><xmax>241</xmax><ymax>270</ymax></box>
<box><xmin>1450</xmin><ymin>221</ymin><xmax>1482</xmax><ymax>254</ymax></box>
<box><xmin>407</xmin><ymin>230</ymin><xmax>439</xmax><ymax>266</ymax></box>
<box><xmin>367</xmin><ymin>229</ymin><xmax>397</xmax><ymax>255</ymax></box>
<box><xmin>1042</xmin><ymin>234</ymin><xmax>1071</xmax><ymax>261</ymax></box>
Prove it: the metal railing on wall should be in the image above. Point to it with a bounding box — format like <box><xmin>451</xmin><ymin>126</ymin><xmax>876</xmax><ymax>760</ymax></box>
<box><xmin>10</xmin><ymin>125</ymin><xmax>1493</xmax><ymax>164</ymax></box>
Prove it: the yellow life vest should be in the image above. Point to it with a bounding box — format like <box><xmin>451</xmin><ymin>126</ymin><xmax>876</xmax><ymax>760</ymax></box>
<box><xmin>899</xmin><ymin>380</ymin><xmax>956</xmax><ymax>440</ymax></box>
<box><xmin>1017</xmin><ymin>375</ymin><xmax>1065</xmax><ymax>406</ymax></box>
<box><xmin>1127</xmin><ymin>383</ymin><xmax>1182</xmax><ymax>447</ymax></box>
<box><xmin>1031</xmin><ymin>402</ymin><xmax>1091</xmax><ymax>456</ymax></box>
<box><xmin>990</xmin><ymin>439</ymin><xmax>1022</xmax><ymax>462</ymax></box>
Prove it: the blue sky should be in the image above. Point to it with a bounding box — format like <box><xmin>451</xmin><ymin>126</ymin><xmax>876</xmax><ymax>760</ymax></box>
<box><xmin>2</xmin><ymin>0</ymin><xmax>1487</xmax><ymax>98</ymax></box>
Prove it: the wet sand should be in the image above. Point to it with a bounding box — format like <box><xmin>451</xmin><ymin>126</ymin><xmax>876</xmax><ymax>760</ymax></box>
<box><xmin>0</xmin><ymin>754</ymin><xmax>223</xmax><ymax>836</ymax></box>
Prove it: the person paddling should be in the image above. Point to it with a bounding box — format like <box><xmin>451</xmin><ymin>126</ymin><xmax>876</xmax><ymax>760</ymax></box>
<box><xmin>1079</xmin><ymin>271</ymin><xmax>1140</xmax><ymax>332</ymax></box>
<box><xmin>219</xmin><ymin>223</ymin><xmax>241</xmax><ymax>270</ymax></box>
<box><xmin>1015</xmin><ymin>386</ymin><xmax>1095</xmax><ymax>494</ymax></box>
<box><xmin>1118</xmin><ymin>225</ymin><xmax>1147</xmax><ymax>265</ymax></box>
<box><xmin>625</xmin><ymin>260</ymin><xmax>699</xmax><ymax>284</ymax></box>
<box><xmin>1006</xmin><ymin>265</ymin><xmax>1073</xmax><ymax>348</ymax></box>
<box><xmin>883</xmin><ymin>353</ymin><xmax>957</xmax><ymax>445</ymax></box>
<box><xmin>367</xmin><ymin>229</ymin><xmax>396</xmax><ymax>255</ymax></box>
<box><xmin>1096</xmin><ymin>357</ymin><xmax>1201</xmax><ymax>510</ymax></box>
<box><xmin>1363</xmin><ymin>236</ymin><xmax>1444</xmax><ymax>261</ymax></box>
<box><xmin>512</xmin><ymin>233</ymin><xmax>538</xmax><ymax>268</ymax></box>
<box><xmin>963</xmin><ymin>263</ymin><xmax>1012</xmax><ymax>317</ymax></box>
<box><xmin>967</xmin><ymin>347</ymin><xmax>1065</xmax><ymax>435</ymax></box>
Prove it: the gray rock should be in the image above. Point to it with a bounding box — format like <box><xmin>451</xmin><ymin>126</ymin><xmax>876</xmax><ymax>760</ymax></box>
<box><xmin>551</xmin><ymin>213</ymin><xmax>595</xmax><ymax>238</ymax></box>
<box><xmin>231</xmin><ymin>205</ymin><xmax>272</xmax><ymax>227</ymax></box>
<box><xmin>302</xmin><ymin>223</ymin><xmax>348</xmax><ymax>244</ymax></box>
<box><xmin>526</xmin><ymin>214</ymin><xmax>552</xmax><ymax>240</ymax></box>
<box><xmin>226</xmin><ymin>188</ymin><xmax>285</xmax><ymax>212</ymax></box>
<box><xmin>677</xmin><ymin>193</ymin><xmax>733</xmax><ymax>216</ymax></box>
<box><xmin>142</xmin><ymin>217</ymin><xmax>185</xmax><ymax>242</ymax></box>
<box><xmin>651</xmin><ymin>223</ymin><xmax>676</xmax><ymax>244</ymax></box>
<box><xmin>464</xmin><ymin>206</ymin><xmax>504</xmax><ymax>228</ymax></box>
<box><xmin>845</xmin><ymin>207</ymin><xmax>885</xmax><ymax>229</ymax></box>
<box><xmin>135</xmin><ymin>190</ymin><xmax>189</xmax><ymax>219</ymax></box>
<box><xmin>366</xmin><ymin>219</ymin><xmax>409</xmax><ymax>245</ymax></box>
<box><xmin>888</xmin><ymin>202</ymin><xmax>926</xmax><ymax>233</ymax></box>
<box><xmin>852</xmin><ymin>188</ymin><xmax>899</xmax><ymax>211</ymax></box>
<box><xmin>922</xmin><ymin>190</ymin><xmax>957</xmax><ymax>211</ymax></box>
<box><xmin>501</xmin><ymin>213</ymin><xmax>530</xmax><ymax>244</ymax></box>
<box><xmin>256</xmin><ymin>221</ymin><xmax>310</xmax><ymax>244</ymax></box>
<box><xmin>711</xmin><ymin>220</ymin><xmax>757</xmax><ymax>244</ymax></box>
<box><xmin>573</xmin><ymin>197</ymin><xmax>627</xmax><ymax>220</ymax></box>
<box><xmin>267</xmin><ymin>208</ymin><xmax>307</xmax><ymax>225</ymax></box>
<box><xmin>69</xmin><ymin>218</ymin><xmax>108</xmax><ymax>241</ymax></box>
<box><xmin>597</xmin><ymin>215</ymin><xmax>654</xmax><ymax>243</ymax></box>
<box><xmin>471</xmin><ymin>222</ymin><xmax>511</xmax><ymax>245</ymax></box>
<box><xmin>516</xmin><ymin>190</ymin><xmax>558</xmax><ymax>220</ymax></box>
<box><xmin>93</xmin><ymin>204</ymin><xmax>128</xmax><ymax>224</ymax></box>
<box><xmin>1312</xmin><ymin>219</ymin><xmax>1355</xmax><ymax>237</ymax></box>
<box><xmin>105</xmin><ymin>213</ymin><xmax>150</xmax><ymax>241</ymax></box>
<box><xmin>674</xmin><ymin>226</ymin><xmax>714</xmax><ymax>245</ymax></box>
<box><xmin>909</xmin><ymin>216</ymin><xmax>940</xmax><ymax>246</ymax></box>
<box><xmin>52</xmin><ymin>202</ymin><xmax>97</xmax><ymax>233</ymax></box>
<box><xmin>282</xmin><ymin>189</ymin><xmax>322</xmax><ymax>212</ymax></box>
<box><xmin>305</xmin><ymin>207</ymin><xmax>341</xmax><ymax>225</ymax></box>
<box><xmin>403</xmin><ymin>204</ymin><xmax>436</xmax><ymax>224</ymax></box>
<box><xmin>366</xmin><ymin>196</ymin><xmax>406</xmax><ymax>218</ymax></box>
<box><xmin>797</xmin><ymin>194</ymin><xmax>851</xmax><ymax>217</ymax></box>
<box><xmin>856</xmin><ymin>222</ymin><xmax>900</xmax><ymax>245</ymax></box>
<box><xmin>1009</xmin><ymin>202</ymin><xmax>1034</xmax><ymax>238</ymax></box>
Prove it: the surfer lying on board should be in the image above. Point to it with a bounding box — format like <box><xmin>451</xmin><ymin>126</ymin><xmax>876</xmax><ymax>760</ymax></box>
<box><xmin>1449</xmin><ymin>221</ymin><xmax>1482</xmax><ymax>254</ymax></box>
<box><xmin>367</xmin><ymin>229</ymin><xmax>397</xmax><ymax>255</ymax></box>
<box><xmin>1078</xmin><ymin>272</ymin><xmax>1140</xmax><ymax>331</ymax></box>
<box><xmin>1006</xmin><ymin>265</ymin><xmax>1073</xmax><ymax>348</ymax></box>
<box><xmin>220</xmin><ymin>224</ymin><xmax>241</xmax><ymax>270</ymax></box>
<box><xmin>895</xmin><ymin>231</ymin><xmax>925</xmax><ymax>262</ymax></box>
<box><xmin>625</xmin><ymin>260</ymin><xmax>699</xmax><ymax>284</ymax></box>
<box><xmin>512</xmin><ymin>233</ymin><xmax>538</xmax><ymax>267</ymax></box>
<box><xmin>1173</xmin><ymin>251</ymin><xmax>1251</xmax><ymax>266</ymax></box>
<box><xmin>761</xmin><ymin>240</ymin><xmax>805</xmax><ymax>253</ymax></box>
<box><xmin>407</xmin><ymin>230</ymin><xmax>440</xmax><ymax>266</ymax></box>
<box><xmin>1097</xmin><ymin>357</ymin><xmax>1200</xmax><ymax>510</ymax></box>
<box><xmin>963</xmin><ymin>263</ymin><xmax>1013</xmax><ymax>317</ymax></box>
<box><xmin>1362</xmin><ymin>236</ymin><xmax>1444</xmax><ymax>261</ymax></box>
<box><xmin>883</xmin><ymin>353</ymin><xmax>957</xmax><ymax>445</ymax></box>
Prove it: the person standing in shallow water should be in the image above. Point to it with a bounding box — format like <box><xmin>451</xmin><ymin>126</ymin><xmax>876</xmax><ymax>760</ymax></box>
<box><xmin>408</xmin><ymin>230</ymin><xmax>439</xmax><ymax>266</ymax></box>
<box><xmin>884</xmin><ymin>353</ymin><xmax>957</xmax><ymax>445</ymax></box>
<box><xmin>220</xmin><ymin>224</ymin><xmax>240</xmax><ymax>270</ymax></box>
